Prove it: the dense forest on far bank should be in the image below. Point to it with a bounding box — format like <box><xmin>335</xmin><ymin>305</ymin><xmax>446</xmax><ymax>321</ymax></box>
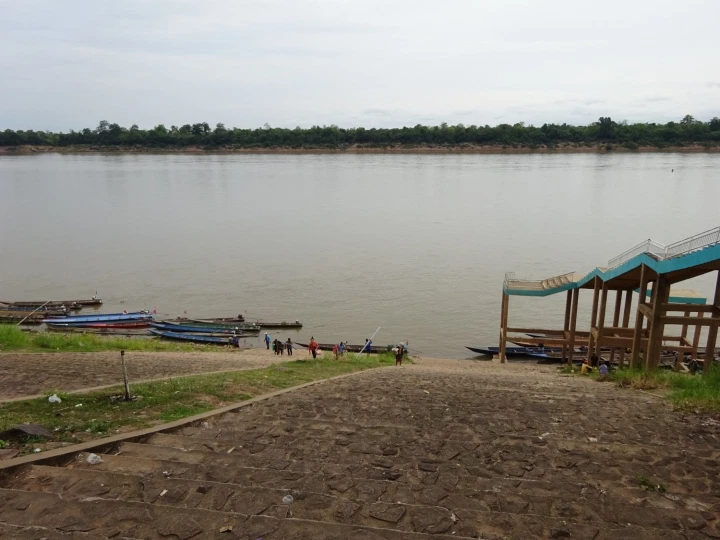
<box><xmin>2</xmin><ymin>116</ymin><xmax>720</xmax><ymax>150</ymax></box>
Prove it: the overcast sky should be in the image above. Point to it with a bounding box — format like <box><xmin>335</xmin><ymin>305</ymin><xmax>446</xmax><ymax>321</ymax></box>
<box><xmin>1</xmin><ymin>0</ymin><xmax>718</xmax><ymax>131</ymax></box>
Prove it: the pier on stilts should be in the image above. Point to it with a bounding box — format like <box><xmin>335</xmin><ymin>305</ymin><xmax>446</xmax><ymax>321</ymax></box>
<box><xmin>500</xmin><ymin>227</ymin><xmax>720</xmax><ymax>372</ymax></box>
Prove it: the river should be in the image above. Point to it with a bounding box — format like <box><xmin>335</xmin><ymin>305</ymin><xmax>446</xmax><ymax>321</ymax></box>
<box><xmin>1</xmin><ymin>152</ymin><xmax>718</xmax><ymax>358</ymax></box>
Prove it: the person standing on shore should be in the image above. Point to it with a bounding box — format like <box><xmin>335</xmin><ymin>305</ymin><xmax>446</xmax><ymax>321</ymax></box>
<box><xmin>364</xmin><ymin>338</ymin><xmax>372</xmax><ymax>354</ymax></box>
<box><xmin>338</xmin><ymin>341</ymin><xmax>345</xmax><ymax>357</ymax></box>
<box><xmin>395</xmin><ymin>346</ymin><xmax>404</xmax><ymax>366</ymax></box>
<box><xmin>333</xmin><ymin>342</ymin><xmax>339</xmax><ymax>360</ymax></box>
<box><xmin>264</xmin><ymin>332</ymin><xmax>271</xmax><ymax>350</ymax></box>
<box><xmin>308</xmin><ymin>337</ymin><xmax>319</xmax><ymax>359</ymax></box>
<box><xmin>286</xmin><ymin>338</ymin><xmax>293</xmax><ymax>356</ymax></box>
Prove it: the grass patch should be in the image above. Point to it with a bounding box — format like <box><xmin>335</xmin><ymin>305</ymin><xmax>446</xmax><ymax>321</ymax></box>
<box><xmin>598</xmin><ymin>366</ymin><xmax>720</xmax><ymax>411</ymax></box>
<box><xmin>0</xmin><ymin>324</ymin><xmax>196</xmax><ymax>352</ymax></box>
<box><xmin>0</xmin><ymin>353</ymin><xmax>394</xmax><ymax>454</ymax></box>
<box><xmin>635</xmin><ymin>473</ymin><xmax>667</xmax><ymax>493</ymax></box>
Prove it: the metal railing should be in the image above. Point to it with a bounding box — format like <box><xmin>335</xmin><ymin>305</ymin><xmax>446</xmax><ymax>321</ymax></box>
<box><xmin>607</xmin><ymin>226</ymin><xmax>720</xmax><ymax>269</ymax></box>
<box><xmin>665</xmin><ymin>226</ymin><xmax>720</xmax><ymax>258</ymax></box>
<box><xmin>504</xmin><ymin>271</ymin><xmax>576</xmax><ymax>289</ymax></box>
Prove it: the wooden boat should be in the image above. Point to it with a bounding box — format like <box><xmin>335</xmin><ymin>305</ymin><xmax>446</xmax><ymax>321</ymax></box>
<box><xmin>0</xmin><ymin>311</ymin><xmax>45</xmax><ymax>324</ymax></box>
<box><xmin>194</xmin><ymin>318</ymin><xmax>302</xmax><ymax>330</ymax></box>
<box><xmin>46</xmin><ymin>320</ymin><xmax>151</xmax><ymax>329</ymax></box>
<box><xmin>296</xmin><ymin>342</ymin><xmax>389</xmax><ymax>354</ymax></box>
<box><xmin>151</xmin><ymin>322</ymin><xmax>251</xmax><ymax>335</ymax></box>
<box><xmin>47</xmin><ymin>326</ymin><xmax>151</xmax><ymax>336</ymax></box>
<box><xmin>0</xmin><ymin>304</ymin><xmax>69</xmax><ymax>314</ymax></box>
<box><xmin>466</xmin><ymin>346</ymin><xmax>557</xmax><ymax>358</ymax></box>
<box><xmin>175</xmin><ymin>319</ymin><xmax>261</xmax><ymax>332</ymax></box>
<box><xmin>150</xmin><ymin>329</ymin><xmax>233</xmax><ymax>345</ymax></box>
<box><xmin>1</xmin><ymin>298</ymin><xmax>102</xmax><ymax>309</ymax></box>
<box><xmin>44</xmin><ymin>312</ymin><xmax>152</xmax><ymax>324</ymax></box>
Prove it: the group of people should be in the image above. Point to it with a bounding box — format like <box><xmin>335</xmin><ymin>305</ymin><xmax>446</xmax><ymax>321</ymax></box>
<box><xmin>264</xmin><ymin>333</ymin><xmax>294</xmax><ymax>356</ymax></box>
<box><xmin>392</xmin><ymin>342</ymin><xmax>408</xmax><ymax>365</ymax></box>
<box><xmin>580</xmin><ymin>354</ymin><xmax>610</xmax><ymax>379</ymax></box>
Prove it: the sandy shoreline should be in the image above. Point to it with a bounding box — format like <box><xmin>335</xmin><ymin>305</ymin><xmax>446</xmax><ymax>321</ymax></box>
<box><xmin>2</xmin><ymin>143</ymin><xmax>719</xmax><ymax>155</ymax></box>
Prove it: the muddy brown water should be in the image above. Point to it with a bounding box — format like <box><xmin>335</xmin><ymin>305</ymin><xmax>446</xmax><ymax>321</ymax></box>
<box><xmin>1</xmin><ymin>152</ymin><xmax>719</xmax><ymax>358</ymax></box>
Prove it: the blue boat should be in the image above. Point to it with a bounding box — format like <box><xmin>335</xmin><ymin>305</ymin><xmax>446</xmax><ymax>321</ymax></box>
<box><xmin>466</xmin><ymin>346</ymin><xmax>554</xmax><ymax>358</ymax></box>
<box><xmin>150</xmin><ymin>329</ymin><xmax>231</xmax><ymax>345</ymax></box>
<box><xmin>44</xmin><ymin>312</ymin><xmax>153</xmax><ymax>324</ymax></box>
<box><xmin>151</xmin><ymin>322</ymin><xmax>242</xmax><ymax>334</ymax></box>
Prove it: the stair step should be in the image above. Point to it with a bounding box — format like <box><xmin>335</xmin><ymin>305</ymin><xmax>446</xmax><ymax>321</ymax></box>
<box><xmin>144</xmin><ymin>432</ymin><xmax>720</xmax><ymax>479</ymax></box>
<box><xmin>0</xmin><ymin>487</ymin><xmax>479</xmax><ymax>540</ymax></box>
<box><xmin>0</xmin><ymin>484</ymin><xmax>706</xmax><ymax>540</ymax></box>
<box><xmin>17</xmin><ymin>462</ymin><xmax>718</xmax><ymax>531</ymax></box>
<box><xmin>109</xmin><ymin>439</ymin><xmax>720</xmax><ymax>498</ymax></box>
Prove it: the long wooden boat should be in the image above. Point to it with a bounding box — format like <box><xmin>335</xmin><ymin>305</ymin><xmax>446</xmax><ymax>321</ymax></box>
<box><xmin>1</xmin><ymin>298</ymin><xmax>102</xmax><ymax>309</ymax></box>
<box><xmin>151</xmin><ymin>322</ymin><xmax>251</xmax><ymax>335</ymax></box>
<box><xmin>150</xmin><ymin>329</ymin><xmax>232</xmax><ymax>345</ymax></box>
<box><xmin>46</xmin><ymin>320</ymin><xmax>151</xmax><ymax>329</ymax></box>
<box><xmin>175</xmin><ymin>319</ymin><xmax>261</xmax><ymax>332</ymax></box>
<box><xmin>47</xmin><ymin>326</ymin><xmax>151</xmax><ymax>336</ymax></box>
<box><xmin>0</xmin><ymin>311</ymin><xmax>45</xmax><ymax>325</ymax></box>
<box><xmin>194</xmin><ymin>318</ymin><xmax>301</xmax><ymax>330</ymax></box>
<box><xmin>296</xmin><ymin>342</ymin><xmax>388</xmax><ymax>354</ymax></box>
<box><xmin>0</xmin><ymin>304</ymin><xmax>69</xmax><ymax>314</ymax></box>
<box><xmin>44</xmin><ymin>313</ymin><xmax>152</xmax><ymax>324</ymax></box>
<box><xmin>466</xmin><ymin>346</ymin><xmax>556</xmax><ymax>358</ymax></box>
<box><xmin>159</xmin><ymin>321</ymin><xmax>260</xmax><ymax>334</ymax></box>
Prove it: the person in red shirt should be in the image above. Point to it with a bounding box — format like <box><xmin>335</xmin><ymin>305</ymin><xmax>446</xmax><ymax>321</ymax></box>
<box><xmin>332</xmin><ymin>343</ymin><xmax>339</xmax><ymax>360</ymax></box>
<box><xmin>308</xmin><ymin>337</ymin><xmax>319</xmax><ymax>359</ymax></box>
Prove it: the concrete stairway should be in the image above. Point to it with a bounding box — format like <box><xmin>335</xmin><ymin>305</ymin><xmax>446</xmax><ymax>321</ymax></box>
<box><xmin>0</xmin><ymin>367</ymin><xmax>718</xmax><ymax>539</ymax></box>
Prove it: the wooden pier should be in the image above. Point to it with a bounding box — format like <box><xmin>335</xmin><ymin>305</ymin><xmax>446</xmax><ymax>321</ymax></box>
<box><xmin>501</xmin><ymin>228</ymin><xmax>720</xmax><ymax>372</ymax></box>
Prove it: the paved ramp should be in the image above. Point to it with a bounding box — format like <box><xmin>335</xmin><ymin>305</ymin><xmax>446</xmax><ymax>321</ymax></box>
<box><xmin>0</xmin><ymin>361</ymin><xmax>718</xmax><ymax>538</ymax></box>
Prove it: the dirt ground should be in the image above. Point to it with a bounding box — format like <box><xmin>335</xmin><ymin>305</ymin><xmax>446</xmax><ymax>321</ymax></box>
<box><xmin>0</xmin><ymin>358</ymin><xmax>719</xmax><ymax>538</ymax></box>
<box><xmin>0</xmin><ymin>348</ymin><xmax>312</xmax><ymax>401</ymax></box>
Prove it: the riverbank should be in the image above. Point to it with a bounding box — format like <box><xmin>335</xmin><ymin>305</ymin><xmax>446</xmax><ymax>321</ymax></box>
<box><xmin>2</xmin><ymin>143</ymin><xmax>720</xmax><ymax>155</ymax></box>
<box><xmin>0</xmin><ymin>351</ymin><xmax>394</xmax><ymax>455</ymax></box>
<box><xmin>1</xmin><ymin>358</ymin><xmax>718</xmax><ymax>538</ymax></box>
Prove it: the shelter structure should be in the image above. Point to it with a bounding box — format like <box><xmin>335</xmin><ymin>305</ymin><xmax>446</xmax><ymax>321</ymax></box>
<box><xmin>500</xmin><ymin>227</ymin><xmax>720</xmax><ymax>372</ymax></box>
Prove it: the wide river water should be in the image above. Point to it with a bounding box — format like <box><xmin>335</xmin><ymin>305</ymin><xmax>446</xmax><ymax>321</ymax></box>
<box><xmin>1</xmin><ymin>152</ymin><xmax>718</xmax><ymax>358</ymax></box>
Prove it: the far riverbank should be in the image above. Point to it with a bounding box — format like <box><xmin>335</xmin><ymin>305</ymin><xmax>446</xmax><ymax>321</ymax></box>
<box><xmin>2</xmin><ymin>143</ymin><xmax>720</xmax><ymax>155</ymax></box>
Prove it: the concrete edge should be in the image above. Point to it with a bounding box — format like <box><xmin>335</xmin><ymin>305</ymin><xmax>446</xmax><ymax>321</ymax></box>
<box><xmin>0</xmin><ymin>368</ymin><xmax>379</xmax><ymax>471</ymax></box>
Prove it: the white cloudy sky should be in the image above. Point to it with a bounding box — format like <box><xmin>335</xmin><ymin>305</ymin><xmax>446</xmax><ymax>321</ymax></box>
<box><xmin>1</xmin><ymin>0</ymin><xmax>718</xmax><ymax>131</ymax></box>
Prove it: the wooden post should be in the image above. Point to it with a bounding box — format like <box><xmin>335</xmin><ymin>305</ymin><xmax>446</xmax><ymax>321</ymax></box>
<box><xmin>680</xmin><ymin>310</ymin><xmax>690</xmax><ymax>341</ymax></box>
<box><xmin>120</xmin><ymin>350</ymin><xmax>131</xmax><ymax>401</ymax></box>
<box><xmin>703</xmin><ymin>271</ymin><xmax>720</xmax><ymax>374</ymax></box>
<box><xmin>692</xmin><ymin>312</ymin><xmax>704</xmax><ymax>359</ymax></box>
<box><xmin>563</xmin><ymin>290</ymin><xmax>572</xmax><ymax>362</ymax></box>
<box><xmin>500</xmin><ymin>291</ymin><xmax>510</xmax><ymax>364</ymax></box>
<box><xmin>619</xmin><ymin>289</ymin><xmax>633</xmax><ymax>368</ymax></box>
<box><xmin>567</xmin><ymin>288</ymin><xmax>579</xmax><ymax>367</ymax></box>
<box><xmin>645</xmin><ymin>275</ymin><xmax>670</xmax><ymax>370</ymax></box>
<box><xmin>631</xmin><ymin>265</ymin><xmax>649</xmax><ymax>369</ymax></box>
<box><xmin>609</xmin><ymin>290</ymin><xmax>622</xmax><ymax>363</ymax></box>
<box><xmin>586</xmin><ymin>277</ymin><xmax>600</xmax><ymax>363</ymax></box>
<box><xmin>595</xmin><ymin>284</ymin><xmax>609</xmax><ymax>361</ymax></box>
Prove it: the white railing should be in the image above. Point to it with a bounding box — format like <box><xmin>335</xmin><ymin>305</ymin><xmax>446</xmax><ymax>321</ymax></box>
<box><xmin>607</xmin><ymin>226</ymin><xmax>720</xmax><ymax>269</ymax></box>
<box><xmin>665</xmin><ymin>226</ymin><xmax>720</xmax><ymax>258</ymax></box>
<box><xmin>504</xmin><ymin>271</ymin><xmax>575</xmax><ymax>289</ymax></box>
<box><xmin>608</xmin><ymin>239</ymin><xmax>666</xmax><ymax>269</ymax></box>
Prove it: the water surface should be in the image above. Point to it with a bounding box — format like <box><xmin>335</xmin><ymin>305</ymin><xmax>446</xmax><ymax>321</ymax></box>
<box><xmin>1</xmin><ymin>152</ymin><xmax>718</xmax><ymax>357</ymax></box>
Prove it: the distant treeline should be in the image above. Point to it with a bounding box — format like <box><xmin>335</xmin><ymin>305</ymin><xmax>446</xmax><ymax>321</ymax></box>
<box><xmin>2</xmin><ymin>116</ymin><xmax>720</xmax><ymax>149</ymax></box>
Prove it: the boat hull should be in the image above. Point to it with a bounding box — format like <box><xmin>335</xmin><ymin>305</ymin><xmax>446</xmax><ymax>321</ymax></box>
<box><xmin>47</xmin><ymin>321</ymin><xmax>151</xmax><ymax>329</ymax></box>
<box><xmin>296</xmin><ymin>342</ymin><xmax>387</xmax><ymax>354</ymax></box>
<box><xmin>44</xmin><ymin>313</ymin><xmax>152</xmax><ymax>324</ymax></box>
<box><xmin>150</xmin><ymin>329</ymin><xmax>232</xmax><ymax>345</ymax></box>
<box><xmin>152</xmin><ymin>322</ymin><xmax>248</xmax><ymax>334</ymax></box>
